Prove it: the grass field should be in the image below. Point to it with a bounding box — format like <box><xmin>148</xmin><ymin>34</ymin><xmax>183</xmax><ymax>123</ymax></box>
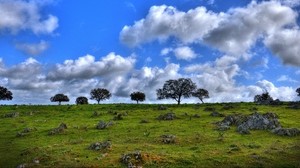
<box><xmin>0</xmin><ymin>103</ymin><xmax>299</xmax><ymax>167</ymax></box>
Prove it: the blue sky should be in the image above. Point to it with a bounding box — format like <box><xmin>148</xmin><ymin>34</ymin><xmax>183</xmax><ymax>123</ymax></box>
<box><xmin>0</xmin><ymin>0</ymin><xmax>299</xmax><ymax>104</ymax></box>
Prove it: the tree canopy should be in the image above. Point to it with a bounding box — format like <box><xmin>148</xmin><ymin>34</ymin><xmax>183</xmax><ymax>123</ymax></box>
<box><xmin>193</xmin><ymin>88</ymin><xmax>209</xmax><ymax>103</ymax></box>
<box><xmin>130</xmin><ymin>91</ymin><xmax>145</xmax><ymax>104</ymax></box>
<box><xmin>254</xmin><ymin>91</ymin><xmax>273</xmax><ymax>105</ymax></box>
<box><xmin>90</xmin><ymin>88</ymin><xmax>111</xmax><ymax>104</ymax></box>
<box><xmin>0</xmin><ymin>86</ymin><xmax>13</xmax><ymax>101</ymax></box>
<box><xmin>50</xmin><ymin>94</ymin><xmax>69</xmax><ymax>105</ymax></box>
<box><xmin>296</xmin><ymin>87</ymin><xmax>300</xmax><ymax>97</ymax></box>
<box><xmin>157</xmin><ymin>78</ymin><xmax>197</xmax><ymax>105</ymax></box>
<box><xmin>76</xmin><ymin>96</ymin><xmax>88</xmax><ymax>105</ymax></box>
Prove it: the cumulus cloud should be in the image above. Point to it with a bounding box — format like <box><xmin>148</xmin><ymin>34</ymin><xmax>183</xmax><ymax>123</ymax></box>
<box><xmin>120</xmin><ymin>5</ymin><xmax>223</xmax><ymax>47</ymax></box>
<box><xmin>264</xmin><ymin>29</ymin><xmax>300</xmax><ymax>66</ymax></box>
<box><xmin>160</xmin><ymin>46</ymin><xmax>197</xmax><ymax>61</ymax></box>
<box><xmin>0</xmin><ymin>0</ymin><xmax>58</xmax><ymax>34</ymax></box>
<box><xmin>120</xmin><ymin>1</ymin><xmax>299</xmax><ymax>65</ymax></box>
<box><xmin>47</xmin><ymin>52</ymin><xmax>136</xmax><ymax>81</ymax></box>
<box><xmin>15</xmin><ymin>40</ymin><xmax>49</xmax><ymax>56</ymax></box>
<box><xmin>203</xmin><ymin>1</ymin><xmax>297</xmax><ymax>56</ymax></box>
<box><xmin>277</xmin><ymin>75</ymin><xmax>298</xmax><ymax>83</ymax></box>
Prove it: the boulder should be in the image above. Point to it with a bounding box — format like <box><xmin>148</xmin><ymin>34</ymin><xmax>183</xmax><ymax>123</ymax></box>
<box><xmin>4</xmin><ymin>112</ymin><xmax>19</xmax><ymax>118</ymax></box>
<box><xmin>158</xmin><ymin>105</ymin><xmax>167</xmax><ymax>110</ymax></box>
<box><xmin>271</xmin><ymin>128</ymin><xmax>300</xmax><ymax>137</ymax></box>
<box><xmin>48</xmin><ymin>123</ymin><xmax>67</xmax><ymax>135</ymax></box>
<box><xmin>96</xmin><ymin>121</ymin><xmax>113</xmax><ymax>129</ymax></box>
<box><xmin>89</xmin><ymin>141</ymin><xmax>112</xmax><ymax>151</ymax></box>
<box><xmin>204</xmin><ymin>107</ymin><xmax>215</xmax><ymax>112</ymax></box>
<box><xmin>120</xmin><ymin>151</ymin><xmax>143</xmax><ymax>168</ymax></box>
<box><xmin>157</xmin><ymin>112</ymin><xmax>176</xmax><ymax>120</ymax></box>
<box><xmin>113</xmin><ymin>113</ymin><xmax>123</xmax><ymax>120</ymax></box>
<box><xmin>210</xmin><ymin>111</ymin><xmax>225</xmax><ymax>117</ymax></box>
<box><xmin>161</xmin><ymin>134</ymin><xmax>176</xmax><ymax>144</ymax></box>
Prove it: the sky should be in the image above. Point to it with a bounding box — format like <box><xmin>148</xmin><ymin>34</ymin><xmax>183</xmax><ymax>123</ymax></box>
<box><xmin>0</xmin><ymin>0</ymin><xmax>300</xmax><ymax>105</ymax></box>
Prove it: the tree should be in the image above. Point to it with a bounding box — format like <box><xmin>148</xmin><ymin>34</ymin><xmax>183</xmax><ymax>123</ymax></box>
<box><xmin>157</xmin><ymin>78</ymin><xmax>197</xmax><ymax>105</ymax></box>
<box><xmin>90</xmin><ymin>88</ymin><xmax>111</xmax><ymax>104</ymax></box>
<box><xmin>50</xmin><ymin>94</ymin><xmax>69</xmax><ymax>105</ymax></box>
<box><xmin>296</xmin><ymin>87</ymin><xmax>300</xmax><ymax>97</ymax></box>
<box><xmin>0</xmin><ymin>86</ymin><xmax>13</xmax><ymax>101</ymax></box>
<box><xmin>254</xmin><ymin>91</ymin><xmax>273</xmax><ymax>105</ymax></box>
<box><xmin>193</xmin><ymin>88</ymin><xmax>209</xmax><ymax>103</ymax></box>
<box><xmin>76</xmin><ymin>96</ymin><xmax>88</xmax><ymax>105</ymax></box>
<box><xmin>130</xmin><ymin>91</ymin><xmax>145</xmax><ymax>104</ymax></box>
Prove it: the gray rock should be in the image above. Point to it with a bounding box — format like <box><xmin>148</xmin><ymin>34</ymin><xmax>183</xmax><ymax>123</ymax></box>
<box><xmin>161</xmin><ymin>134</ymin><xmax>176</xmax><ymax>144</ymax></box>
<box><xmin>4</xmin><ymin>112</ymin><xmax>19</xmax><ymax>118</ymax></box>
<box><xmin>96</xmin><ymin>121</ymin><xmax>113</xmax><ymax>129</ymax></box>
<box><xmin>158</xmin><ymin>105</ymin><xmax>167</xmax><ymax>110</ymax></box>
<box><xmin>48</xmin><ymin>123</ymin><xmax>67</xmax><ymax>135</ymax></box>
<box><xmin>120</xmin><ymin>151</ymin><xmax>143</xmax><ymax>168</ymax></box>
<box><xmin>89</xmin><ymin>141</ymin><xmax>112</xmax><ymax>151</ymax></box>
<box><xmin>210</xmin><ymin>111</ymin><xmax>225</xmax><ymax>117</ymax></box>
<box><xmin>271</xmin><ymin>128</ymin><xmax>300</xmax><ymax>136</ymax></box>
<box><xmin>204</xmin><ymin>107</ymin><xmax>215</xmax><ymax>112</ymax></box>
<box><xmin>157</xmin><ymin>112</ymin><xmax>176</xmax><ymax>120</ymax></box>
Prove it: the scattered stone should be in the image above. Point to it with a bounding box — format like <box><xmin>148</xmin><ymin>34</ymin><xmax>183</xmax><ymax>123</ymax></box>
<box><xmin>161</xmin><ymin>134</ymin><xmax>176</xmax><ymax>144</ymax></box>
<box><xmin>96</xmin><ymin>121</ymin><xmax>114</xmax><ymax>129</ymax></box>
<box><xmin>48</xmin><ymin>123</ymin><xmax>67</xmax><ymax>135</ymax></box>
<box><xmin>157</xmin><ymin>112</ymin><xmax>176</xmax><ymax>120</ymax></box>
<box><xmin>204</xmin><ymin>107</ymin><xmax>215</xmax><ymax>112</ymax></box>
<box><xmin>271</xmin><ymin>128</ymin><xmax>300</xmax><ymax>137</ymax></box>
<box><xmin>91</xmin><ymin>111</ymin><xmax>99</xmax><ymax>117</ymax></box>
<box><xmin>222</xmin><ymin>105</ymin><xmax>234</xmax><ymax>110</ymax></box>
<box><xmin>210</xmin><ymin>111</ymin><xmax>225</xmax><ymax>117</ymax></box>
<box><xmin>269</xmin><ymin>99</ymin><xmax>283</xmax><ymax>106</ymax></box>
<box><xmin>158</xmin><ymin>105</ymin><xmax>167</xmax><ymax>110</ymax></box>
<box><xmin>17</xmin><ymin>164</ymin><xmax>27</xmax><ymax>168</ymax></box>
<box><xmin>228</xmin><ymin>144</ymin><xmax>241</xmax><ymax>153</ymax></box>
<box><xmin>89</xmin><ymin>140</ymin><xmax>112</xmax><ymax>151</ymax></box>
<box><xmin>16</xmin><ymin>127</ymin><xmax>37</xmax><ymax>137</ymax></box>
<box><xmin>120</xmin><ymin>151</ymin><xmax>143</xmax><ymax>168</ymax></box>
<box><xmin>4</xmin><ymin>112</ymin><xmax>19</xmax><ymax>118</ymax></box>
<box><xmin>287</xmin><ymin>104</ymin><xmax>300</xmax><ymax>109</ymax></box>
<box><xmin>113</xmin><ymin>113</ymin><xmax>123</xmax><ymax>120</ymax></box>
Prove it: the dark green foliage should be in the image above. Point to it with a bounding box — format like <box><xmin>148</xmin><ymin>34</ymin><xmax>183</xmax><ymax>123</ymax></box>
<box><xmin>76</xmin><ymin>96</ymin><xmax>88</xmax><ymax>105</ymax></box>
<box><xmin>90</xmin><ymin>88</ymin><xmax>111</xmax><ymax>104</ymax></box>
<box><xmin>254</xmin><ymin>91</ymin><xmax>273</xmax><ymax>104</ymax></box>
<box><xmin>50</xmin><ymin>94</ymin><xmax>69</xmax><ymax>105</ymax></box>
<box><xmin>130</xmin><ymin>91</ymin><xmax>145</xmax><ymax>104</ymax></box>
<box><xmin>157</xmin><ymin>78</ymin><xmax>197</xmax><ymax>105</ymax></box>
<box><xmin>296</xmin><ymin>87</ymin><xmax>300</xmax><ymax>97</ymax></box>
<box><xmin>193</xmin><ymin>88</ymin><xmax>209</xmax><ymax>103</ymax></box>
<box><xmin>0</xmin><ymin>86</ymin><xmax>13</xmax><ymax>101</ymax></box>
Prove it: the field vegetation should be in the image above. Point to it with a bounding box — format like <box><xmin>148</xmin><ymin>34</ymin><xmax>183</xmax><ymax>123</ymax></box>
<box><xmin>0</xmin><ymin>103</ymin><xmax>299</xmax><ymax>167</ymax></box>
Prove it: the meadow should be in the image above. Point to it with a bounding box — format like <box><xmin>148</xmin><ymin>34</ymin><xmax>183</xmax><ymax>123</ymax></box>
<box><xmin>0</xmin><ymin>103</ymin><xmax>299</xmax><ymax>167</ymax></box>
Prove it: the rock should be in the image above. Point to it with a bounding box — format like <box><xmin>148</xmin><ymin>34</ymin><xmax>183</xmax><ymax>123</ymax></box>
<box><xmin>120</xmin><ymin>151</ymin><xmax>143</xmax><ymax>168</ymax></box>
<box><xmin>210</xmin><ymin>111</ymin><xmax>225</xmax><ymax>117</ymax></box>
<box><xmin>270</xmin><ymin>99</ymin><xmax>283</xmax><ymax>105</ymax></box>
<box><xmin>91</xmin><ymin>111</ymin><xmax>99</xmax><ymax>117</ymax></box>
<box><xmin>17</xmin><ymin>164</ymin><xmax>27</xmax><ymax>168</ymax></box>
<box><xmin>4</xmin><ymin>112</ymin><xmax>19</xmax><ymax>118</ymax></box>
<box><xmin>48</xmin><ymin>123</ymin><xmax>67</xmax><ymax>135</ymax></box>
<box><xmin>237</xmin><ymin>125</ymin><xmax>250</xmax><ymax>134</ymax></box>
<box><xmin>96</xmin><ymin>121</ymin><xmax>113</xmax><ymax>129</ymax></box>
<box><xmin>113</xmin><ymin>113</ymin><xmax>123</xmax><ymax>120</ymax></box>
<box><xmin>161</xmin><ymin>134</ymin><xmax>176</xmax><ymax>144</ymax></box>
<box><xmin>272</xmin><ymin>128</ymin><xmax>300</xmax><ymax>136</ymax></box>
<box><xmin>158</xmin><ymin>105</ymin><xmax>167</xmax><ymax>110</ymax></box>
<box><xmin>16</xmin><ymin>127</ymin><xmax>37</xmax><ymax>137</ymax></box>
<box><xmin>89</xmin><ymin>141</ymin><xmax>112</xmax><ymax>151</ymax></box>
<box><xmin>222</xmin><ymin>105</ymin><xmax>234</xmax><ymax>110</ymax></box>
<box><xmin>157</xmin><ymin>112</ymin><xmax>176</xmax><ymax>120</ymax></box>
<box><xmin>204</xmin><ymin>107</ymin><xmax>215</xmax><ymax>112</ymax></box>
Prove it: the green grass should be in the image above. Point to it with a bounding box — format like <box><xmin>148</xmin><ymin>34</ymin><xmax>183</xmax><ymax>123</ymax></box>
<box><xmin>0</xmin><ymin>103</ymin><xmax>299</xmax><ymax>167</ymax></box>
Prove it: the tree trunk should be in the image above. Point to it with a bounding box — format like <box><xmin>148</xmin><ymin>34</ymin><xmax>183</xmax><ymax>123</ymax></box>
<box><xmin>136</xmin><ymin>100</ymin><xmax>139</xmax><ymax>104</ymax></box>
<box><xmin>97</xmin><ymin>100</ymin><xmax>100</xmax><ymax>104</ymax></box>
<box><xmin>58</xmin><ymin>101</ymin><xmax>61</xmax><ymax>105</ymax></box>
<box><xmin>177</xmin><ymin>100</ymin><xmax>181</xmax><ymax>105</ymax></box>
<box><xmin>200</xmin><ymin>99</ymin><xmax>204</xmax><ymax>103</ymax></box>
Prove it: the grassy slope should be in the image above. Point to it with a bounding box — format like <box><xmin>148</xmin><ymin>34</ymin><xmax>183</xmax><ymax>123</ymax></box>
<box><xmin>0</xmin><ymin>103</ymin><xmax>299</xmax><ymax>167</ymax></box>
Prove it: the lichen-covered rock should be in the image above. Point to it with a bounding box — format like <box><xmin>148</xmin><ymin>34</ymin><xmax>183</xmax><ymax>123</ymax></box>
<box><xmin>4</xmin><ymin>112</ymin><xmax>19</xmax><ymax>118</ymax></box>
<box><xmin>96</xmin><ymin>121</ymin><xmax>113</xmax><ymax>129</ymax></box>
<box><xmin>210</xmin><ymin>111</ymin><xmax>225</xmax><ymax>117</ymax></box>
<box><xmin>113</xmin><ymin>113</ymin><xmax>123</xmax><ymax>120</ymax></box>
<box><xmin>158</xmin><ymin>105</ymin><xmax>167</xmax><ymax>110</ymax></box>
<box><xmin>89</xmin><ymin>141</ymin><xmax>112</xmax><ymax>151</ymax></box>
<box><xmin>120</xmin><ymin>151</ymin><xmax>143</xmax><ymax>168</ymax></box>
<box><xmin>157</xmin><ymin>112</ymin><xmax>176</xmax><ymax>120</ymax></box>
<box><xmin>48</xmin><ymin>123</ymin><xmax>67</xmax><ymax>135</ymax></box>
<box><xmin>161</xmin><ymin>134</ymin><xmax>176</xmax><ymax>144</ymax></box>
<box><xmin>271</xmin><ymin>128</ymin><xmax>300</xmax><ymax>136</ymax></box>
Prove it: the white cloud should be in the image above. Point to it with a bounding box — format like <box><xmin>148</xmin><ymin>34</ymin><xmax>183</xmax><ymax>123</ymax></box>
<box><xmin>120</xmin><ymin>5</ymin><xmax>223</xmax><ymax>47</ymax></box>
<box><xmin>0</xmin><ymin>0</ymin><xmax>58</xmax><ymax>34</ymax></box>
<box><xmin>296</xmin><ymin>70</ymin><xmax>300</xmax><ymax>75</ymax></box>
<box><xmin>160</xmin><ymin>48</ymin><xmax>172</xmax><ymax>56</ymax></box>
<box><xmin>173</xmin><ymin>46</ymin><xmax>197</xmax><ymax>61</ymax></box>
<box><xmin>264</xmin><ymin>28</ymin><xmax>300</xmax><ymax>66</ymax></box>
<box><xmin>277</xmin><ymin>75</ymin><xmax>298</xmax><ymax>83</ymax></box>
<box><xmin>47</xmin><ymin>52</ymin><xmax>136</xmax><ymax>81</ymax></box>
<box><xmin>277</xmin><ymin>0</ymin><xmax>300</xmax><ymax>7</ymax></box>
<box><xmin>15</xmin><ymin>40</ymin><xmax>49</xmax><ymax>56</ymax></box>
